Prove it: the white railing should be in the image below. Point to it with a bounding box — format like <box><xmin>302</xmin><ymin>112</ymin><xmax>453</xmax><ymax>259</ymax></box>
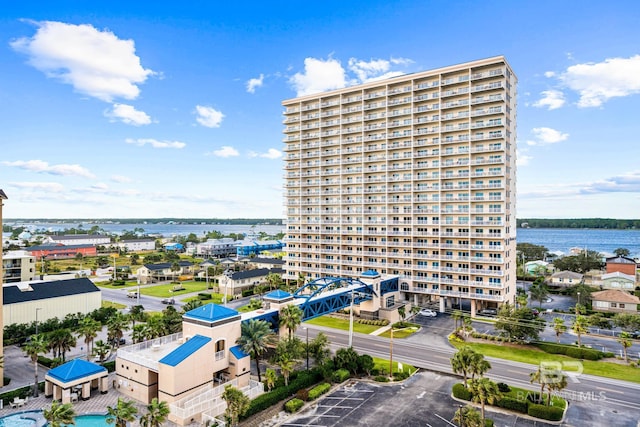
<box><xmin>117</xmin><ymin>332</ymin><xmax>183</xmax><ymax>370</ymax></box>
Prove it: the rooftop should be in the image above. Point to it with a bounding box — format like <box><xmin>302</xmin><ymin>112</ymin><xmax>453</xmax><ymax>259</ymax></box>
<box><xmin>264</xmin><ymin>289</ymin><xmax>292</xmax><ymax>301</ymax></box>
<box><xmin>47</xmin><ymin>359</ymin><xmax>107</xmax><ymax>383</ymax></box>
<box><xmin>3</xmin><ymin>278</ymin><xmax>100</xmax><ymax>304</ymax></box>
<box><xmin>592</xmin><ymin>289</ymin><xmax>640</xmax><ymax>304</ymax></box>
<box><xmin>159</xmin><ymin>335</ymin><xmax>211</xmax><ymax>367</ymax></box>
<box><xmin>183</xmin><ymin>303</ymin><xmax>239</xmax><ymax>323</ymax></box>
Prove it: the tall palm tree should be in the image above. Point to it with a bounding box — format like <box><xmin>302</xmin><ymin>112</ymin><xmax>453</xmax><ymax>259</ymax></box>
<box><xmin>277</xmin><ymin>356</ymin><xmax>295</xmax><ymax>386</ymax></box>
<box><xmin>617</xmin><ymin>331</ymin><xmax>633</xmax><ymax>363</ymax></box>
<box><xmin>129</xmin><ymin>305</ymin><xmax>147</xmax><ymax>329</ymax></box>
<box><xmin>236</xmin><ymin>319</ymin><xmax>276</xmax><ymax>383</ymax></box>
<box><xmin>545</xmin><ymin>372</ymin><xmax>568</xmax><ymax>406</ymax></box>
<box><xmin>572</xmin><ymin>315</ymin><xmax>589</xmax><ymax>347</ymax></box>
<box><xmin>181</xmin><ymin>299</ymin><xmax>203</xmax><ymax>313</ymax></box>
<box><xmin>553</xmin><ymin>317</ymin><xmax>567</xmax><ymax>344</ymax></box>
<box><xmin>264</xmin><ymin>368</ymin><xmax>277</xmax><ymax>392</ymax></box>
<box><xmin>93</xmin><ymin>340</ymin><xmax>111</xmax><ymax>363</ymax></box>
<box><xmin>450</xmin><ymin>346</ymin><xmax>477</xmax><ymax>388</ymax></box>
<box><xmin>452</xmin><ymin>310</ymin><xmax>463</xmax><ymax>331</ymax></box>
<box><xmin>139</xmin><ymin>398</ymin><xmax>170</xmax><ymax>427</ymax></box>
<box><xmin>265</xmin><ymin>272</ymin><xmax>282</xmax><ymax>291</ymax></box>
<box><xmin>453</xmin><ymin>405</ymin><xmax>482</xmax><ymax>427</ymax></box>
<box><xmin>469</xmin><ymin>377</ymin><xmax>501</xmax><ymax>423</ymax></box>
<box><xmin>529</xmin><ymin>366</ymin><xmax>547</xmax><ymax>404</ymax></box>
<box><xmin>279</xmin><ymin>305</ymin><xmax>303</xmax><ymax>339</ymax></box>
<box><xmin>132</xmin><ymin>324</ymin><xmax>149</xmax><ymax>344</ymax></box>
<box><xmin>24</xmin><ymin>334</ymin><xmax>48</xmax><ymax>397</ymax></box>
<box><xmin>107</xmin><ymin>313</ymin><xmax>129</xmax><ymax>348</ymax></box>
<box><xmin>76</xmin><ymin>317</ymin><xmax>101</xmax><ymax>360</ymax></box>
<box><xmin>222</xmin><ymin>385</ymin><xmax>250</xmax><ymax>427</ymax></box>
<box><xmin>44</xmin><ymin>400</ymin><xmax>76</xmax><ymax>427</ymax></box>
<box><xmin>106</xmin><ymin>398</ymin><xmax>138</xmax><ymax>427</ymax></box>
<box><xmin>469</xmin><ymin>352</ymin><xmax>491</xmax><ymax>383</ymax></box>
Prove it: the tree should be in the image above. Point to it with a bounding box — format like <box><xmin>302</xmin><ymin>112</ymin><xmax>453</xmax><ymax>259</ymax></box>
<box><xmin>516</xmin><ymin>243</ymin><xmax>549</xmax><ymax>264</ymax></box>
<box><xmin>236</xmin><ymin>319</ymin><xmax>276</xmax><ymax>383</ymax></box>
<box><xmin>452</xmin><ymin>310</ymin><xmax>463</xmax><ymax>331</ymax></box>
<box><xmin>553</xmin><ymin>318</ymin><xmax>566</xmax><ymax>344</ymax></box>
<box><xmin>613</xmin><ymin>313</ymin><xmax>640</xmax><ymax>332</ymax></box>
<box><xmin>266</xmin><ymin>272</ymin><xmax>282</xmax><ymax>291</ymax></box>
<box><xmin>309</xmin><ymin>332</ymin><xmax>331</xmax><ymax>365</ymax></box>
<box><xmin>588</xmin><ymin>313</ymin><xmax>612</xmax><ymax>330</ymax></box>
<box><xmin>274</xmin><ymin>336</ymin><xmax>304</xmax><ymax>365</ymax></box>
<box><xmin>106</xmin><ymin>398</ymin><xmax>138</xmax><ymax>427</ymax></box>
<box><xmin>129</xmin><ymin>305</ymin><xmax>147</xmax><ymax>329</ymax></box>
<box><xmin>398</xmin><ymin>306</ymin><xmax>406</xmax><ymax>321</ymax></box>
<box><xmin>450</xmin><ymin>346</ymin><xmax>478</xmax><ymax>388</ymax></box>
<box><xmin>545</xmin><ymin>373</ymin><xmax>568</xmax><ymax>406</ymax></box>
<box><xmin>93</xmin><ymin>340</ymin><xmax>111</xmax><ymax>363</ymax></box>
<box><xmin>469</xmin><ymin>378</ymin><xmax>501</xmax><ymax>423</ymax></box>
<box><xmin>140</xmin><ymin>397</ymin><xmax>170</xmax><ymax>427</ymax></box>
<box><xmin>44</xmin><ymin>400</ymin><xmax>76</xmax><ymax>427</ymax></box>
<box><xmin>334</xmin><ymin>347</ymin><xmax>359</xmax><ymax>375</ymax></box>
<box><xmin>24</xmin><ymin>334</ymin><xmax>48</xmax><ymax>397</ymax></box>
<box><xmin>469</xmin><ymin>352</ymin><xmax>491</xmax><ymax>383</ymax></box>
<box><xmin>453</xmin><ymin>405</ymin><xmax>483</xmax><ymax>427</ymax></box>
<box><xmin>617</xmin><ymin>332</ymin><xmax>633</xmax><ymax>363</ymax></box>
<box><xmin>279</xmin><ymin>305</ymin><xmax>303</xmax><ymax>339</ymax></box>
<box><xmin>572</xmin><ymin>315</ymin><xmax>589</xmax><ymax>347</ymax></box>
<box><xmin>277</xmin><ymin>356</ymin><xmax>296</xmax><ymax>386</ymax></box>
<box><xmin>529</xmin><ymin>282</ymin><xmax>549</xmax><ymax>308</ymax></box>
<box><xmin>264</xmin><ymin>368</ymin><xmax>277</xmax><ymax>392</ymax></box>
<box><xmin>107</xmin><ymin>313</ymin><xmax>129</xmax><ymax>348</ymax></box>
<box><xmin>170</xmin><ymin>261</ymin><xmax>181</xmax><ymax>281</ymax></box>
<box><xmin>77</xmin><ymin>317</ymin><xmax>101</xmax><ymax>360</ymax></box>
<box><xmin>357</xmin><ymin>354</ymin><xmax>375</xmax><ymax>376</ymax></box>
<box><xmin>46</xmin><ymin>328</ymin><xmax>75</xmax><ymax>362</ymax></box>
<box><xmin>553</xmin><ymin>250</ymin><xmax>603</xmax><ymax>274</ymax></box>
<box><xmin>222</xmin><ymin>385</ymin><xmax>250</xmax><ymax>427</ymax></box>
<box><xmin>130</xmin><ymin>253</ymin><xmax>140</xmax><ymax>265</ymax></box>
<box><xmin>132</xmin><ymin>324</ymin><xmax>149</xmax><ymax>343</ymax></box>
<box><xmin>182</xmin><ymin>299</ymin><xmax>203</xmax><ymax>313</ymax></box>
<box><xmin>529</xmin><ymin>366</ymin><xmax>547</xmax><ymax>405</ymax></box>
<box><xmin>494</xmin><ymin>303</ymin><xmax>545</xmax><ymax>343</ymax></box>
<box><xmin>614</xmin><ymin>248</ymin><xmax>630</xmax><ymax>257</ymax></box>
<box><xmin>410</xmin><ymin>305</ymin><xmax>420</xmax><ymax>318</ymax></box>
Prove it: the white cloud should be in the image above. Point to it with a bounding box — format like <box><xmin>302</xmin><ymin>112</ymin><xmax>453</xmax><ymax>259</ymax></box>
<box><xmin>289</xmin><ymin>57</ymin><xmax>347</xmax><ymax>96</ymax></box>
<box><xmin>249</xmin><ymin>148</ymin><xmax>282</xmax><ymax>159</ymax></box>
<box><xmin>544</xmin><ymin>71</ymin><xmax>556</xmax><ymax>78</ymax></box>
<box><xmin>532</xmin><ymin>90</ymin><xmax>565</xmax><ymax>110</ymax></box>
<box><xmin>516</xmin><ymin>149</ymin><xmax>532</xmax><ymax>166</ymax></box>
<box><xmin>105</xmin><ymin>103</ymin><xmax>152</xmax><ymax>125</ymax></box>
<box><xmin>347</xmin><ymin>57</ymin><xmax>409</xmax><ymax>83</ymax></box>
<box><xmin>246</xmin><ymin>74</ymin><xmax>264</xmax><ymax>93</ymax></box>
<box><xmin>208</xmin><ymin>146</ymin><xmax>239</xmax><ymax>158</ymax></box>
<box><xmin>10</xmin><ymin>21</ymin><xmax>154</xmax><ymax>102</ymax></box>
<box><xmin>9</xmin><ymin>181</ymin><xmax>64</xmax><ymax>192</ymax></box>
<box><xmin>559</xmin><ymin>55</ymin><xmax>640</xmax><ymax>107</ymax></box>
<box><xmin>111</xmin><ymin>174</ymin><xmax>132</xmax><ymax>183</ymax></box>
<box><xmin>526</xmin><ymin>127</ymin><xmax>569</xmax><ymax>146</ymax></box>
<box><xmin>125</xmin><ymin>138</ymin><xmax>186</xmax><ymax>149</ymax></box>
<box><xmin>195</xmin><ymin>105</ymin><xmax>224</xmax><ymax>128</ymax></box>
<box><xmin>3</xmin><ymin>159</ymin><xmax>95</xmax><ymax>178</ymax></box>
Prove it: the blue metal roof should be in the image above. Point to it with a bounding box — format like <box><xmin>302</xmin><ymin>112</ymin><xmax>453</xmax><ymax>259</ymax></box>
<box><xmin>264</xmin><ymin>289</ymin><xmax>292</xmax><ymax>300</ymax></box>
<box><xmin>184</xmin><ymin>303</ymin><xmax>239</xmax><ymax>323</ymax></box>
<box><xmin>229</xmin><ymin>345</ymin><xmax>249</xmax><ymax>360</ymax></box>
<box><xmin>46</xmin><ymin>359</ymin><xmax>107</xmax><ymax>383</ymax></box>
<box><xmin>362</xmin><ymin>269</ymin><xmax>380</xmax><ymax>277</ymax></box>
<box><xmin>159</xmin><ymin>335</ymin><xmax>211</xmax><ymax>367</ymax></box>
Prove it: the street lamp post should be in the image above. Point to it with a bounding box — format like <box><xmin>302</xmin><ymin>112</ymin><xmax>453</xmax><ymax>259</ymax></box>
<box><xmin>137</xmin><ymin>278</ymin><xmax>141</xmax><ymax>305</ymax></box>
<box><xmin>304</xmin><ymin>327</ymin><xmax>309</xmax><ymax>370</ymax></box>
<box><xmin>348</xmin><ymin>289</ymin><xmax>355</xmax><ymax>348</ymax></box>
<box><xmin>576</xmin><ymin>292</ymin><xmax>581</xmax><ymax>315</ymax></box>
<box><xmin>389</xmin><ymin>326</ymin><xmax>412</xmax><ymax>379</ymax></box>
<box><xmin>34</xmin><ymin>308</ymin><xmax>42</xmax><ymax>397</ymax></box>
<box><xmin>112</xmin><ymin>255</ymin><xmax>117</xmax><ymax>281</ymax></box>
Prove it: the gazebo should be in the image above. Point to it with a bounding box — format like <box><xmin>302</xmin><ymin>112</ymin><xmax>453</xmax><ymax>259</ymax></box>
<box><xmin>45</xmin><ymin>359</ymin><xmax>109</xmax><ymax>403</ymax></box>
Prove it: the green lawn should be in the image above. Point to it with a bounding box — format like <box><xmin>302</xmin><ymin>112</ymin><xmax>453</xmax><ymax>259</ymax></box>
<box><xmin>182</xmin><ymin>294</ymin><xmax>224</xmax><ymax>304</ymax></box>
<box><xmin>378</xmin><ymin>326</ymin><xmax>419</xmax><ymax>339</ymax></box>
<box><xmin>372</xmin><ymin>356</ymin><xmax>417</xmax><ymax>375</ymax></box>
<box><xmin>102</xmin><ymin>300</ymin><xmax>126</xmax><ymax>309</ymax></box>
<box><xmin>94</xmin><ymin>280</ymin><xmax>138</xmax><ymax>289</ymax></box>
<box><xmin>304</xmin><ymin>316</ymin><xmax>382</xmax><ymax>334</ymax></box>
<box><xmin>450</xmin><ymin>340</ymin><xmax>640</xmax><ymax>384</ymax></box>
<box><xmin>139</xmin><ymin>281</ymin><xmax>210</xmax><ymax>297</ymax></box>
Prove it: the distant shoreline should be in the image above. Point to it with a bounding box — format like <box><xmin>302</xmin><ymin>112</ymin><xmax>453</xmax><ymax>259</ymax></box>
<box><xmin>5</xmin><ymin>218</ymin><xmax>284</xmax><ymax>226</ymax></box>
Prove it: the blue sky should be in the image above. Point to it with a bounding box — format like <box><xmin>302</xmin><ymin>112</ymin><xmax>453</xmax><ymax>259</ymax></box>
<box><xmin>1</xmin><ymin>1</ymin><xmax>639</xmax><ymax>219</ymax></box>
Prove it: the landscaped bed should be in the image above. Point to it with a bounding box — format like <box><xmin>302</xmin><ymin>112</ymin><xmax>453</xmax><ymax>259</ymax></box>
<box><xmin>139</xmin><ymin>281</ymin><xmax>210</xmax><ymax>297</ymax></box>
<box><xmin>304</xmin><ymin>315</ymin><xmax>382</xmax><ymax>334</ymax></box>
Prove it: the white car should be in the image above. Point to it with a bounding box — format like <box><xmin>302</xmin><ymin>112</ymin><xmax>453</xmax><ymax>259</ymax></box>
<box><xmin>419</xmin><ymin>308</ymin><xmax>437</xmax><ymax>317</ymax></box>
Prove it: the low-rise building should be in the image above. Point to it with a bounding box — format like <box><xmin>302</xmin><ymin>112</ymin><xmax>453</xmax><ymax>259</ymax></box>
<box><xmin>235</xmin><ymin>239</ymin><xmax>284</xmax><ymax>257</ymax></box>
<box><xmin>605</xmin><ymin>256</ymin><xmax>637</xmax><ymax>276</ymax></box>
<box><xmin>45</xmin><ymin>234</ymin><xmax>111</xmax><ymax>246</ymax></box>
<box><xmin>599</xmin><ymin>271</ymin><xmax>636</xmax><ymax>292</ymax></box>
<box><xmin>549</xmin><ymin>271</ymin><xmax>583</xmax><ymax>288</ymax></box>
<box><xmin>591</xmin><ymin>289</ymin><xmax>640</xmax><ymax>314</ymax></box>
<box><xmin>117</xmin><ymin>238</ymin><xmax>156</xmax><ymax>252</ymax></box>
<box><xmin>247</xmin><ymin>257</ymin><xmax>285</xmax><ymax>270</ymax></box>
<box><xmin>195</xmin><ymin>238</ymin><xmax>237</xmax><ymax>258</ymax></box>
<box><xmin>137</xmin><ymin>261</ymin><xmax>194</xmax><ymax>284</ymax></box>
<box><xmin>3</xmin><ymin>278</ymin><xmax>101</xmax><ymax>326</ymax></box>
<box><xmin>219</xmin><ymin>267</ymin><xmax>283</xmax><ymax>297</ymax></box>
<box><xmin>2</xmin><ymin>250</ymin><xmax>37</xmax><ymax>283</ymax></box>
<box><xmin>27</xmin><ymin>243</ymin><xmax>97</xmax><ymax>259</ymax></box>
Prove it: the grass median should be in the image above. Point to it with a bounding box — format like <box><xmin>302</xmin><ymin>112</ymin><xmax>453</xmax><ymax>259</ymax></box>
<box><xmin>139</xmin><ymin>281</ymin><xmax>210</xmax><ymax>298</ymax></box>
<box><xmin>304</xmin><ymin>316</ymin><xmax>381</xmax><ymax>334</ymax></box>
<box><xmin>450</xmin><ymin>339</ymin><xmax>640</xmax><ymax>384</ymax></box>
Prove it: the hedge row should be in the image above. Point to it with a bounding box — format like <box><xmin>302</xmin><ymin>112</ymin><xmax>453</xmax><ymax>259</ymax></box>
<box><xmin>496</xmin><ymin>396</ymin><xmax>528</xmax><ymax>413</ymax></box>
<box><xmin>332</xmin><ymin>369</ymin><xmax>350</xmax><ymax>383</ymax></box>
<box><xmin>533</xmin><ymin>342</ymin><xmax>613</xmax><ymax>360</ymax></box>
<box><xmin>356</xmin><ymin>319</ymin><xmax>389</xmax><ymax>326</ymax></box>
<box><xmin>308</xmin><ymin>383</ymin><xmax>331</xmax><ymax>400</ymax></box>
<box><xmin>452</xmin><ymin>383</ymin><xmax>472</xmax><ymax>401</ymax></box>
<box><xmin>0</xmin><ymin>383</ymin><xmax>43</xmax><ymax>405</ymax></box>
<box><xmin>241</xmin><ymin>369</ymin><xmax>322</xmax><ymax>420</ymax></box>
<box><xmin>284</xmin><ymin>398</ymin><xmax>304</xmax><ymax>413</ymax></box>
<box><xmin>528</xmin><ymin>402</ymin><xmax>564</xmax><ymax>421</ymax></box>
<box><xmin>242</xmin><ymin>288</ymin><xmax>255</xmax><ymax>297</ymax></box>
<box><xmin>197</xmin><ymin>293</ymin><xmax>213</xmax><ymax>300</ymax></box>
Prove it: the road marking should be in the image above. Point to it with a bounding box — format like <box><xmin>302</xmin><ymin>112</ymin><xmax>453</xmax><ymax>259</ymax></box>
<box><xmin>417</xmin><ymin>391</ymin><xmax>426</xmax><ymax>399</ymax></box>
<box><xmin>596</xmin><ymin>386</ymin><xmax>625</xmax><ymax>394</ymax></box>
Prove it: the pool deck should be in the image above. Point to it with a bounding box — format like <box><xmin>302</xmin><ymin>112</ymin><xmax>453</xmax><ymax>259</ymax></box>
<box><xmin>0</xmin><ymin>372</ymin><xmax>186</xmax><ymax>426</ymax></box>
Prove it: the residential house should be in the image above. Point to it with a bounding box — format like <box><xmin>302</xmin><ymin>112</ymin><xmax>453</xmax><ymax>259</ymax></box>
<box><xmin>524</xmin><ymin>260</ymin><xmax>550</xmax><ymax>276</ymax></box>
<box><xmin>549</xmin><ymin>271</ymin><xmax>583</xmax><ymax>288</ymax></box>
<box><xmin>2</xmin><ymin>250</ymin><xmax>37</xmax><ymax>283</ymax></box>
<box><xmin>219</xmin><ymin>267</ymin><xmax>284</xmax><ymax>297</ymax></box>
<box><xmin>599</xmin><ymin>271</ymin><xmax>636</xmax><ymax>292</ymax></box>
<box><xmin>163</xmin><ymin>242</ymin><xmax>184</xmax><ymax>252</ymax></box>
<box><xmin>235</xmin><ymin>239</ymin><xmax>284</xmax><ymax>257</ymax></box>
<box><xmin>137</xmin><ymin>261</ymin><xmax>194</xmax><ymax>284</ymax></box>
<box><xmin>117</xmin><ymin>238</ymin><xmax>156</xmax><ymax>252</ymax></box>
<box><xmin>247</xmin><ymin>257</ymin><xmax>285</xmax><ymax>270</ymax></box>
<box><xmin>591</xmin><ymin>289</ymin><xmax>639</xmax><ymax>314</ymax></box>
<box><xmin>195</xmin><ymin>238</ymin><xmax>237</xmax><ymax>258</ymax></box>
<box><xmin>605</xmin><ymin>256</ymin><xmax>637</xmax><ymax>276</ymax></box>
<box><xmin>45</xmin><ymin>234</ymin><xmax>111</xmax><ymax>246</ymax></box>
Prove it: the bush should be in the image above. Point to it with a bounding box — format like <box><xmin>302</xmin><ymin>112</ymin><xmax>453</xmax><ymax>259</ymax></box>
<box><xmin>295</xmin><ymin>389</ymin><xmax>309</xmax><ymax>401</ymax></box>
<box><xmin>485</xmin><ymin>419</ymin><xmax>495</xmax><ymax>427</ymax></box>
<box><xmin>332</xmin><ymin>369</ymin><xmax>350</xmax><ymax>383</ymax></box>
<box><xmin>452</xmin><ymin>383</ymin><xmax>472</xmax><ymax>401</ymax></box>
<box><xmin>197</xmin><ymin>293</ymin><xmax>212</xmax><ymax>300</ymax></box>
<box><xmin>496</xmin><ymin>396</ymin><xmax>528</xmax><ymax>413</ymax></box>
<box><xmin>3</xmin><ymin>377</ymin><xmax>10</xmax><ymax>386</ymax></box>
<box><xmin>308</xmin><ymin>383</ymin><xmax>331</xmax><ymax>400</ymax></box>
<box><xmin>242</xmin><ymin>288</ymin><xmax>255</xmax><ymax>298</ymax></box>
<box><xmin>102</xmin><ymin>361</ymin><xmax>116</xmax><ymax>372</ymax></box>
<box><xmin>284</xmin><ymin>398</ymin><xmax>305</xmax><ymax>413</ymax></box>
<box><xmin>111</xmin><ymin>280</ymin><xmax>126</xmax><ymax>286</ymax></box>
<box><xmin>373</xmin><ymin>375</ymin><xmax>389</xmax><ymax>382</ymax></box>
<box><xmin>393</xmin><ymin>371</ymin><xmax>410</xmax><ymax>381</ymax></box>
<box><xmin>534</xmin><ymin>342</ymin><xmax>605</xmax><ymax>360</ymax></box>
<box><xmin>496</xmin><ymin>382</ymin><xmax>511</xmax><ymax>392</ymax></box>
<box><xmin>527</xmin><ymin>402</ymin><xmax>564</xmax><ymax>421</ymax></box>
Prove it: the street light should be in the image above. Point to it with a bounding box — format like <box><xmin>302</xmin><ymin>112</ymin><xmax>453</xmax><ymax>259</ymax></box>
<box><xmin>304</xmin><ymin>327</ymin><xmax>309</xmax><ymax>371</ymax></box>
<box><xmin>348</xmin><ymin>289</ymin><xmax>355</xmax><ymax>348</ymax></box>
<box><xmin>389</xmin><ymin>326</ymin><xmax>413</xmax><ymax>379</ymax></box>
<box><xmin>576</xmin><ymin>292</ymin><xmax>581</xmax><ymax>315</ymax></box>
<box><xmin>34</xmin><ymin>308</ymin><xmax>42</xmax><ymax>397</ymax></box>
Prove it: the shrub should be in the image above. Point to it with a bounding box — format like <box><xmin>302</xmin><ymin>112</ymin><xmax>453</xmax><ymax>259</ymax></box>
<box><xmin>295</xmin><ymin>389</ymin><xmax>309</xmax><ymax>401</ymax></box>
<box><xmin>332</xmin><ymin>369</ymin><xmax>350</xmax><ymax>383</ymax></box>
<box><xmin>452</xmin><ymin>383</ymin><xmax>472</xmax><ymax>401</ymax></box>
<box><xmin>3</xmin><ymin>377</ymin><xmax>10</xmax><ymax>386</ymax></box>
<box><xmin>485</xmin><ymin>419</ymin><xmax>495</xmax><ymax>427</ymax></box>
<box><xmin>393</xmin><ymin>371</ymin><xmax>410</xmax><ymax>381</ymax></box>
<box><xmin>496</xmin><ymin>382</ymin><xmax>511</xmax><ymax>393</ymax></box>
<box><xmin>534</xmin><ymin>342</ymin><xmax>605</xmax><ymax>360</ymax></box>
<box><xmin>284</xmin><ymin>398</ymin><xmax>304</xmax><ymax>413</ymax></box>
<box><xmin>527</xmin><ymin>402</ymin><xmax>564</xmax><ymax>421</ymax></box>
<box><xmin>496</xmin><ymin>396</ymin><xmax>528</xmax><ymax>413</ymax></box>
<box><xmin>111</xmin><ymin>280</ymin><xmax>126</xmax><ymax>286</ymax></box>
<box><xmin>308</xmin><ymin>383</ymin><xmax>331</xmax><ymax>400</ymax></box>
<box><xmin>102</xmin><ymin>361</ymin><xmax>116</xmax><ymax>372</ymax></box>
<box><xmin>242</xmin><ymin>288</ymin><xmax>255</xmax><ymax>298</ymax></box>
<box><xmin>373</xmin><ymin>375</ymin><xmax>389</xmax><ymax>382</ymax></box>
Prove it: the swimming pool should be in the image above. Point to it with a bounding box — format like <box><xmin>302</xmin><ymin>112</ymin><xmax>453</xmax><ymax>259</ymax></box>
<box><xmin>0</xmin><ymin>411</ymin><xmax>108</xmax><ymax>426</ymax></box>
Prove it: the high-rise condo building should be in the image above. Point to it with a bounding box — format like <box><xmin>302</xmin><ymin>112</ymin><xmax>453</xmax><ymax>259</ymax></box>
<box><xmin>282</xmin><ymin>56</ymin><xmax>517</xmax><ymax>316</ymax></box>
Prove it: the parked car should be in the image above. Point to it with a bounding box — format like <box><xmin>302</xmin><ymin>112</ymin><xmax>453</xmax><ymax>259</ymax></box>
<box><xmin>162</xmin><ymin>298</ymin><xmax>175</xmax><ymax>305</ymax></box>
<box><xmin>419</xmin><ymin>308</ymin><xmax>437</xmax><ymax>317</ymax></box>
<box><xmin>479</xmin><ymin>308</ymin><xmax>498</xmax><ymax>316</ymax></box>
<box><xmin>127</xmin><ymin>291</ymin><xmax>138</xmax><ymax>298</ymax></box>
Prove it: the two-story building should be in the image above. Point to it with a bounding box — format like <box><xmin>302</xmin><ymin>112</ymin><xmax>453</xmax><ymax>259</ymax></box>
<box><xmin>117</xmin><ymin>239</ymin><xmax>156</xmax><ymax>252</ymax></box>
<box><xmin>606</xmin><ymin>256</ymin><xmax>637</xmax><ymax>276</ymax></box>
<box><xmin>45</xmin><ymin>234</ymin><xmax>111</xmax><ymax>246</ymax></box>
<box><xmin>599</xmin><ymin>271</ymin><xmax>636</xmax><ymax>292</ymax></box>
<box><xmin>549</xmin><ymin>271</ymin><xmax>583</xmax><ymax>289</ymax></box>
<box><xmin>195</xmin><ymin>238</ymin><xmax>238</xmax><ymax>259</ymax></box>
<box><xmin>2</xmin><ymin>250</ymin><xmax>37</xmax><ymax>283</ymax></box>
<box><xmin>219</xmin><ymin>267</ymin><xmax>284</xmax><ymax>297</ymax></box>
<box><xmin>137</xmin><ymin>261</ymin><xmax>194</xmax><ymax>284</ymax></box>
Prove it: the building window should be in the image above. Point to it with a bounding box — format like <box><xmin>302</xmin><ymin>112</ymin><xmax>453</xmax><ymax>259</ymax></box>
<box><xmin>215</xmin><ymin>340</ymin><xmax>226</xmax><ymax>361</ymax></box>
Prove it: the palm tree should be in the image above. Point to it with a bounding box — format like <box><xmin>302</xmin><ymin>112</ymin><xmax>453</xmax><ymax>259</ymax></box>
<box><xmin>450</xmin><ymin>346</ymin><xmax>477</xmax><ymax>388</ymax></box>
<box><xmin>264</xmin><ymin>368</ymin><xmax>277</xmax><ymax>392</ymax></box>
<box><xmin>553</xmin><ymin>317</ymin><xmax>567</xmax><ymax>344</ymax></box>
<box><xmin>310</xmin><ymin>332</ymin><xmax>331</xmax><ymax>365</ymax></box>
<box><xmin>129</xmin><ymin>305</ymin><xmax>147</xmax><ymax>329</ymax></box>
<box><xmin>76</xmin><ymin>317</ymin><xmax>101</xmax><ymax>360</ymax></box>
<box><xmin>182</xmin><ymin>299</ymin><xmax>203</xmax><ymax>313</ymax></box>
<box><xmin>44</xmin><ymin>400</ymin><xmax>76</xmax><ymax>427</ymax></box>
<box><xmin>266</xmin><ymin>272</ymin><xmax>282</xmax><ymax>291</ymax></box>
<box><xmin>236</xmin><ymin>319</ymin><xmax>276</xmax><ymax>383</ymax></box>
<box><xmin>453</xmin><ymin>405</ymin><xmax>482</xmax><ymax>427</ymax></box>
<box><xmin>170</xmin><ymin>261</ymin><xmax>181</xmax><ymax>282</ymax></box>
<box><xmin>107</xmin><ymin>313</ymin><xmax>129</xmax><ymax>348</ymax></box>
<box><xmin>279</xmin><ymin>305</ymin><xmax>303</xmax><ymax>339</ymax></box>
<box><xmin>529</xmin><ymin>366</ymin><xmax>547</xmax><ymax>404</ymax></box>
<box><xmin>106</xmin><ymin>398</ymin><xmax>138</xmax><ymax>427</ymax></box>
<box><xmin>132</xmin><ymin>324</ymin><xmax>149</xmax><ymax>343</ymax></box>
<box><xmin>398</xmin><ymin>306</ymin><xmax>406</xmax><ymax>321</ymax></box>
<box><xmin>529</xmin><ymin>282</ymin><xmax>549</xmax><ymax>308</ymax></box>
<box><xmin>452</xmin><ymin>310</ymin><xmax>463</xmax><ymax>331</ymax></box>
<box><xmin>277</xmin><ymin>356</ymin><xmax>295</xmax><ymax>386</ymax></box>
<box><xmin>618</xmin><ymin>331</ymin><xmax>633</xmax><ymax>363</ymax></box>
<box><xmin>24</xmin><ymin>334</ymin><xmax>48</xmax><ymax>397</ymax></box>
<box><xmin>93</xmin><ymin>340</ymin><xmax>111</xmax><ymax>363</ymax></box>
<box><xmin>572</xmin><ymin>315</ymin><xmax>589</xmax><ymax>347</ymax></box>
<box><xmin>410</xmin><ymin>305</ymin><xmax>420</xmax><ymax>318</ymax></box>
<box><xmin>469</xmin><ymin>378</ymin><xmax>501</xmax><ymax>423</ymax></box>
<box><xmin>222</xmin><ymin>385</ymin><xmax>250</xmax><ymax>427</ymax></box>
<box><xmin>545</xmin><ymin>373</ymin><xmax>568</xmax><ymax>406</ymax></box>
<box><xmin>469</xmin><ymin>352</ymin><xmax>491</xmax><ymax>383</ymax></box>
<box><xmin>139</xmin><ymin>397</ymin><xmax>170</xmax><ymax>427</ymax></box>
